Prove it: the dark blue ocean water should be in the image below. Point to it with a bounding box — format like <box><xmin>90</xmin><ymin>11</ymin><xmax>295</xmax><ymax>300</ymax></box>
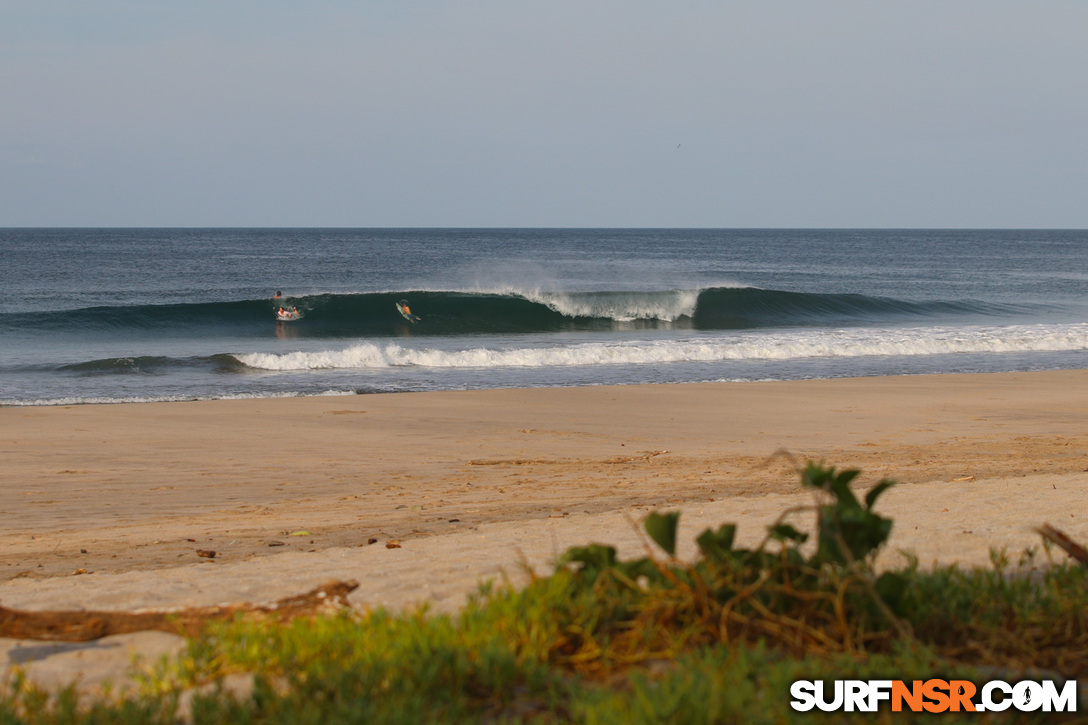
<box><xmin>1</xmin><ymin>229</ymin><xmax>1086</xmax><ymax>405</ymax></box>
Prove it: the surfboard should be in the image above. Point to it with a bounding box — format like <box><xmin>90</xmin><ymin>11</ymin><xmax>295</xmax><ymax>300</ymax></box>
<box><xmin>396</xmin><ymin>301</ymin><xmax>420</xmax><ymax>323</ymax></box>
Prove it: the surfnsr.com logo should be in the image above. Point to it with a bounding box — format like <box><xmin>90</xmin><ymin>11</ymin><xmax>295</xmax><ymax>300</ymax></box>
<box><xmin>790</xmin><ymin>679</ymin><xmax>1077</xmax><ymax>714</ymax></box>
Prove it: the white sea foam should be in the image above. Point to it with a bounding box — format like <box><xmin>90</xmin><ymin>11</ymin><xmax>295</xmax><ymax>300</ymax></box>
<box><xmin>0</xmin><ymin>389</ymin><xmax>359</xmax><ymax>407</ymax></box>
<box><xmin>435</xmin><ymin>284</ymin><xmax>707</xmax><ymax>321</ymax></box>
<box><xmin>234</xmin><ymin>323</ymin><xmax>1088</xmax><ymax>371</ymax></box>
<box><xmin>527</xmin><ymin>289</ymin><xmax>703</xmax><ymax>321</ymax></box>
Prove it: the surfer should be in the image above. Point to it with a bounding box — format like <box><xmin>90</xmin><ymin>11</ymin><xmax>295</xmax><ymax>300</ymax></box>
<box><xmin>396</xmin><ymin>299</ymin><xmax>420</xmax><ymax>323</ymax></box>
<box><xmin>273</xmin><ymin>291</ymin><xmax>283</xmax><ymax>299</ymax></box>
<box><xmin>276</xmin><ymin>306</ymin><xmax>300</xmax><ymax>321</ymax></box>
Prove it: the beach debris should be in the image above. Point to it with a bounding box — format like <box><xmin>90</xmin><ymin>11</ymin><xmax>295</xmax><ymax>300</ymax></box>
<box><xmin>368</xmin><ymin>538</ymin><xmax>378</xmax><ymax>545</ymax></box>
<box><xmin>466</xmin><ymin>452</ymin><xmax>667</xmax><ymax>467</ymax></box>
<box><xmin>951</xmin><ymin>476</ymin><xmax>975</xmax><ymax>482</ymax></box>
<box><xmin>72</xmin><ymin>569</ymin><xmax>87</xmax><ymax>576</ymax></box>
<box><xmin>196</xmin><ymin>549</ymin><xmax>217</xmax><ymax>559</ymax></box>
<box><xmin>0</xmin><ymin>580</ymin><xmax>359</xmax><ymax>642</ymax></box>
<box><xmin>604</xmin><ymin>450</ymin><xmax>669</xmax><ymax>465</ymax></box>
<box><xmin>385</xmin><ymin>541</ymin><xmax>402</xmax><ymax>549</ymax></box>
<box><xmin>1035</xmin><ymin>524</ymin><xmax>1088</xmax><ymax>567</ymax></box>
<box><xmin>268</xmin><ymin>541</ymin><xmax>285</xmax><ymax>547</ymax></box>
<box><xmin>289</xmin><ymin>531</ymin><xmax>311</xmax><ymax>537</ymax></box>
<box><xmin>80</xmin><ymin>548</ymin><xmax>88</xmax><ymax>554</ymax></box>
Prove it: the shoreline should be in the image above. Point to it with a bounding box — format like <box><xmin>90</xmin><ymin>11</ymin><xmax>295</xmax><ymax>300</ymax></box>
<box><xmin>5</xmin><ymin>361</ymin><xmax>1088</xmax><ymax>410</ymax></box>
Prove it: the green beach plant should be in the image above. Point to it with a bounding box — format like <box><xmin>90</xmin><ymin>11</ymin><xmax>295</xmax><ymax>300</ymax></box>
<box><xmin>554</xmin><ymin>462</ymin><xmax>906</xmax><ymax>668</ymax></box>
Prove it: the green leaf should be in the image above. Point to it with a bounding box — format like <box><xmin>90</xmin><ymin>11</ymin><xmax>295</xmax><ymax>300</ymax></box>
<box><xmin>802</xmin><ymin>463</ymin><xmax>862</xmax><ymax>508</ymax></box>
<box><xmin>696</xmin><ymin>524</ymin><xmax>737</xmax><ymax>561</ymax></box>
<box><xmin>864</xmin><ymin>478</ymin><xmax>896</xmax><ymax>510</ymax></box>
<box><xmin>875</xmin><ymin>571</ymin><xmax>909</xmax><ymax>614</ymax></box>
<box><xmin>817</xmin><ymin>507</ymin><xmax>893</xmax><ymax>564</ymax></box>
<box><xmin>616</xmin><ymin>557</ymin><xmax>660</xmax><ymax>583</ymax></box>
<box><xmin>769</xmin><ymin>523</ymin><xmax>809</xmax><ymax>544</ymax></box>
<box><xmin>829</xmin><ymin>469</ymin><xmax>862</xmax><ymax>509</ymax></box>
<box><xmin>645</xmin><ymin>511</ymin><xmax>681</xmax><ymax>557</ymax></box>
<box><xmin>559</xmin><ymin>544</ymin><xmax>618</xmax><ymax>583</ymax></box>
<box><xmin>800</xmin><ymin>461</ymin><xmax>832</xmax><ymax>491</ymax></box>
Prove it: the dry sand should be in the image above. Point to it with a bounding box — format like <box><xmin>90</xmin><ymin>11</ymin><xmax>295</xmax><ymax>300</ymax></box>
<box><xmin>2</xmin><ymin>370</ymin><xmax>1088</xmax><ymax>694</ymax></box>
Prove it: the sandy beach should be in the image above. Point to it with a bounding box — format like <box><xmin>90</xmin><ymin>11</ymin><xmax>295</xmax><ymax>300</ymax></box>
<box><xmin>3</xmin><ymin>370</ymin><xmax>1088</xmax><ymax>692</ymax></box>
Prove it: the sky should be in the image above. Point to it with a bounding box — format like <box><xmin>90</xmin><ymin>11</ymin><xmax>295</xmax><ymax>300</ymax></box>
<box><xmin>2</xmin><ymin>1</ymin><xmax>1087</xmax><ymax>228</ymax></box>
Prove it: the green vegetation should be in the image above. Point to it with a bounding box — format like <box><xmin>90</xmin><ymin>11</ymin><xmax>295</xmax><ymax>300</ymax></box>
<box><xmin>3</xmin><ymin>463</ymin><xmax>1086</xmax><ymax>723</ymax></box>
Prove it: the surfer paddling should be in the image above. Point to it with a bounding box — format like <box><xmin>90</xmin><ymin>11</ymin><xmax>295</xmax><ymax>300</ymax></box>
<box><xmin>276</xmin><ymin>306</ymin><xmax>300</xmax><ymax>321</ymax></box>
<box><xmin>273</xmin><ymin>292</ymin><xmax>300</xmax><ymax>321</ymax></box>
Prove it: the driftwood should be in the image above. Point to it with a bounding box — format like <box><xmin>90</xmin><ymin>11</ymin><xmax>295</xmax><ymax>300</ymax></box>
<box><xmin>0</xmin><ymin>579</ymin><xmax>359</xmax><ymax>642</ymax></box>
<box><xmin>1035</xmin><ymin>524</ymin><xmax>1088</xmax><ymax>566</ymax></box>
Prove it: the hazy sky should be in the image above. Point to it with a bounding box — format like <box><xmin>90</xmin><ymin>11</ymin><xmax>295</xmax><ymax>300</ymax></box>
<box><xmin>2</xmin><ymin>1</ymin><xmax>1086</xmax><ymax>227</ymax></box>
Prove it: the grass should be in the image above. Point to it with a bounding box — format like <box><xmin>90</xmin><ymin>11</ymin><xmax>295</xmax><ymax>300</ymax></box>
<box><xmin>2</xmin><ymin>462</ymin><xmax>1086</xmax><ymax>723</ymax></box>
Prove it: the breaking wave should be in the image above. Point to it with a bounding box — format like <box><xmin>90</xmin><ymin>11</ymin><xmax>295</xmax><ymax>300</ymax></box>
<box><xmin>0</xmin><ymin>287</ymin><xmax>1021</xmax><ymax>339</ymax></box>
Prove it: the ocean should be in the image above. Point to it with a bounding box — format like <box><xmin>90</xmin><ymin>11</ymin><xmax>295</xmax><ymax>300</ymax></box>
<box><xmin>1</xmin><ymin>228</ymin><xmax>1086</xmax><ymax>406</ymax></box>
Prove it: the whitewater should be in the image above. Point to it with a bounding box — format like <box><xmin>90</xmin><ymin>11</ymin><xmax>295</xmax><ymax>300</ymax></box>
<box><xmin>236</xmin><ymin>324</ymin><xmax>1088</xmax><ymax>372</ymax></box>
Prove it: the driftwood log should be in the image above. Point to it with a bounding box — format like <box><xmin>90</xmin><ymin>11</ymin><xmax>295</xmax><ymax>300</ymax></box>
<box><xmin>1035</xmin><ymin>524</ymin><xmax>1088</xmax><ymax>566</ymax></box>
<box><xmin>0</xmin><ymin>579</ymin><xmax>359</xmax><ymax>642</ymax></box>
